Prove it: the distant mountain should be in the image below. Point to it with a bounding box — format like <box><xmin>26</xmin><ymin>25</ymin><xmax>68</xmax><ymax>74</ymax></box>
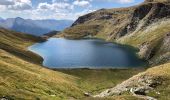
<box><xmin>0</xmin><ymin>17</ymin><xmax>73</xmax><ymax>36</ymax></box>
<box><xmin>33</xmin><ymin>20</ymin><xmax>73</xmax><ymax>31</ymax></box>
<box><xmin>0</xmin><ymin>17</ymin><xmax>4</xmax><ymax>22</ymax></box>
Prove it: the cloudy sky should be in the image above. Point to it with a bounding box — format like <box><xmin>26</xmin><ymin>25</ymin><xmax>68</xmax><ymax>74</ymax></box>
<box><xmin>0</xmin><ymin>0</ymin><xmax>144</xmax><ymax>20</ymax></box>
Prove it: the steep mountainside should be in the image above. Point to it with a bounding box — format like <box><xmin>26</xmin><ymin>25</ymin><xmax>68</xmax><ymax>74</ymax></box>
<box><xmin>0</xmin><ymin>28</ymin><xmax>44</xmax><ymax>64</ymax></box>
<box><xmin>57</xmin><ymin>0</ymin><xmax>170</xmax><ymax>66</ymax></box>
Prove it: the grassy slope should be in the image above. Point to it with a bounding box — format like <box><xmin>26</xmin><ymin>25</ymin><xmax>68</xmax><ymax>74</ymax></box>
<box><xmin>0</xmin><ymin>28</ymin><xmax>83</xmax><ymax>99</ymax></box>
<box><xmin>57</xmin><ymin>69</ymin><xmax>144</xmax><ymax>95</ymax></box>
<box><xmin>0</xmin><ymin>28</ymin><xmax>143</xmax><ymax>99</ymax></box>
<box><xmin>0</xmin><ymin>28</ymin><xmax>44</xmax><ymax>64</ymax></box>
<box><xmin>0</xmin><ymin>49</ymin><xmax>82</xmax><ymax>100</ymax></box>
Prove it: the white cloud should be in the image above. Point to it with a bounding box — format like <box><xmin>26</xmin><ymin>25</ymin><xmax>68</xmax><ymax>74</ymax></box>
<box><xmin>38</xmin><ymin>2</ymin><xmax>74</xmax><ymax>12</ymax></box>
<box><xmin>73</xmin><ymin>0</ymin><xmax>91</xmax><ymax>7</ymax></box>
<box><xmin>53</xmin><ymin>2</ymin><xmax>74</xmax><ymax>10</ymax></box>
<box><xmin>0</xmin><ymin>0</ymin><xmax>32</xmax><ymax>10</ymax></box>
<box><xmin>52</xmin><ymin>0</ymin><xmax>69</xmax><ymax>3</ymax></box>
<box><xmin>38</xmin><ymin>2</ymin><xmax>51</xmax><ymax>10</ymax></box>
<box><xmin>97</xmin><ymin>0</ymin><xmax>134</xmax><ymax>3</ymax></box>
<box><xmin>34</xmin><ymin>2</ymin><xmax>76</xmax><ymax>20</ymax></box>
<box><xmin>119</xmin><ymin>0</ymin><xmax>134</xmax><ymax>3</ymax></box>
<box><xmin>75</xmin><ymin>9</ymin><xmax>96</xmax><ymax>17</ymax></box>
<box><xmin>0</xmin><ymin>0</ymin><xmax>15</xmax><ymax>5</ymax></box>
<box><xmin>0</xmin><ymin>5</ymin><xmax>7</xmax><ymax>11</ymax></box>
<box><xmin>12</xmin><ymin>0</ymin><xmax>32</xmax><ymax>10</ymax></box>
<box><xmin>0</xmin><ymin>0</ymin><xmax>136</xmax><ymax>20</ymax></box>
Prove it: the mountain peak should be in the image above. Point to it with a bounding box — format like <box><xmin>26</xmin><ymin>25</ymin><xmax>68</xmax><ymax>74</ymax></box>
<box><xmin>15</xmin><ymin>17</ymin><xmax>24</xmax><ymax>20</ymax></box>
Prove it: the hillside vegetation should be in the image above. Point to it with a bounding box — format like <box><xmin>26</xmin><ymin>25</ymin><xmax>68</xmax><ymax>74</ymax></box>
<box><xmin>0</xmin><ymin>28</ymin><xmax>84</xmax><ymax>99</ymax></box>
<box><xmin>0</xmin><ymin>28</ymin><xmax>142</xmax><ymax>99</ymax></box>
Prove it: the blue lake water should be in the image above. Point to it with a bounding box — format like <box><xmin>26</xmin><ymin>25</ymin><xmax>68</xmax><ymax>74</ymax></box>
<box><xmin>28</xmin><ymin>38</ymin><xmax>146</xmax><ymax>68</ymax></box>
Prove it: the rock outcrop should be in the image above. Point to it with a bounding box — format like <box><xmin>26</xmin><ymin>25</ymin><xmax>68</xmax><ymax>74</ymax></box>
<box><xmin>93</xmin><ymin>63</ymin><xmax>169</xmax><ymax>99</ymax></box>
<box><xmin>94</xmin><ymin>73</ymin><xmax>163</xmax><ymax>98</ymax></box>
<box><xmin>150</xmin><ymin>32</ymin><xmax>170</xmax><ymax>65</ymax></box>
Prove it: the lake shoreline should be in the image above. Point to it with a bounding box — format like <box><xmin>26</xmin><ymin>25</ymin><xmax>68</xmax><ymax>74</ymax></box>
<box><xmin>28</xmin><ymin>37</ymin><xmax>148</xmax><ymax>69</ymax></box>
<box><xmin>53</xmin><ymin>67</ymin><xmax>147</xmax><ymax>72</ymax></box>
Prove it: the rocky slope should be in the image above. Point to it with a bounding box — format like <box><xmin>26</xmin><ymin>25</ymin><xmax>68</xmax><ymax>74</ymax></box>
<box><xmin>94</xmin><ymin>62</ymin><xmax>170</xmax><ymax>100</ymax></box>
<box><xmin>56</xmin><ymin>0</ymin><xmax>170</xmax><ymax>66</ymax></box>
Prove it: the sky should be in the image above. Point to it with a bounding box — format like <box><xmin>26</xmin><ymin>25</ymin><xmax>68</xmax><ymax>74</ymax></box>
<box><xmin>0</xmin><ymin>0</ymin><xmax>144</xmax><ymax>20</ymax></box>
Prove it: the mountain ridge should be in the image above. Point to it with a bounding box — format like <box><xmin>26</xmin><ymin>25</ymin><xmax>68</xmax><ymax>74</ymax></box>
<box><xmin>0</xmin><ymin>17</ymin><xmax>73</xmax><ymax>36</ymax></box>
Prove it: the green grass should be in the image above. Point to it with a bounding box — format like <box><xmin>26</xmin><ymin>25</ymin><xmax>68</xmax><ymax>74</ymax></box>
<box><xmin>57</xmin><ymin>69</ymin><xmax>144</xmax><ymax>95</ymax></box>
<box><xmin>0</xmin><ymin>28</ymin><xmax>83</xmax><ymax>99</ymax></box>
<box><xmin>0</xmin><ymin>49</ymin><xmax>83</xmax><ymax>100</ymax></box>
<box><xmin>0</xmin><ymin>28</ymin><xmax>44</xmax><ymax>64</ymax></box>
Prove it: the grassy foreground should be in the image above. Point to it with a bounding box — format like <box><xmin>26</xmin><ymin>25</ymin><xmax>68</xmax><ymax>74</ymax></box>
<box><xmin>57</xmin><ymin>69</ymin><xmax>144</xmax><ymax>95</ymax></box>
